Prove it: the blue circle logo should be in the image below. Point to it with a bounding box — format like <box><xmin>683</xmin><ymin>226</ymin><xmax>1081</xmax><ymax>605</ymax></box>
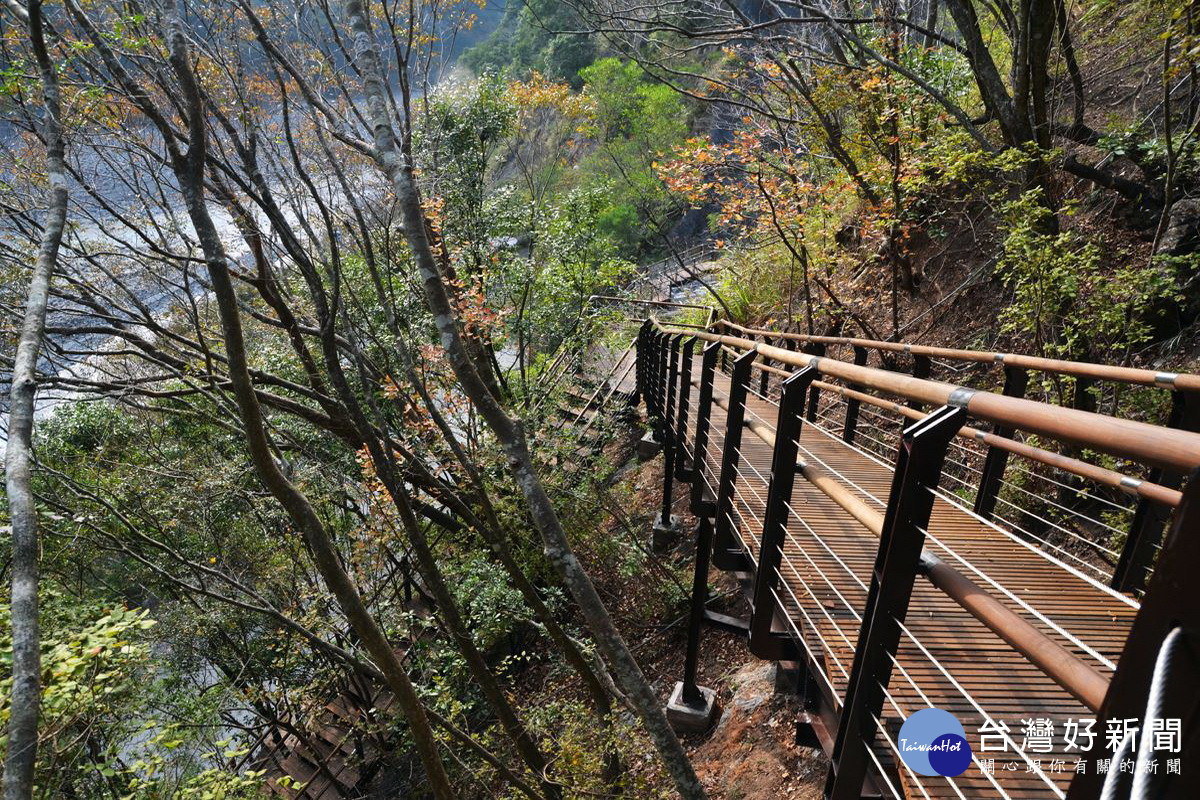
<box><xmin>897</xmin><ymin>708</ymin><xmax>973</xmax><ymax>777</ymax></box>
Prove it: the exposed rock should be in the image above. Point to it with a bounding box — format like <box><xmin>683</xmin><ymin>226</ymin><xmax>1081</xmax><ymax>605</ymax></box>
<box><xmin>691</xmin><ymin>663</ymin><xmax>825</xmax><ymax>799</ymax></box>
<box><xmin>1158</xmin><ymin>198</ymin><xmax>1200</xmax><ymax>256</ymax></box>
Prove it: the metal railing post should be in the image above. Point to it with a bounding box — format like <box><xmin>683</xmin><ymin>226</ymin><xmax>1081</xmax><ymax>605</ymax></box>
<box><xmin>659</xmin><ymin>334</ymin><xmax>685</xmax><ymax>527</ymax></box>
<box><xmin>842</xmin><ymin>345</ymin><xmax>870</xmax><ymax>443</ymax></box>
<box><xmin>634</xmin><ymin>320</ymin><xmax>651</xmax><ymax>405</ymax></box>
<box><xmin>825</xmin><ymin>405</ymin><xmax>966</xmax><ymax>800</ymax></box>
<box><xmin>749</xmin><ymin>367</ymin><xmax>816</xmax><ymax>660</ymax></box>
<box><xmin>664</xmin><ymin>334</ymin><xmax>684</xmax><ymax>443</ymax></box>
<box><xmin>643</xmin><ymin>331</ymin><xmax>662</xmax><ymax>419</ymax></box>
<box><xmin>1111</xmin><ymin>389</ymin><xmax>1200</xmax><ymax>593</ymax></box>
<box><xmin>712</xmin><ymin>350</ymin><xmax>757</xmax><ymax>571</ymax></box>
<box><xmin>690</xmin><ymin>342</ymin><xmax>721</xmax><ymax>516</ymax></box>
<box><xmin>759</xmin><ymin>334</ymin><xmax>773</xmax><ymax>397</ymax></box>
<box><xmin>680</xmin><ymin>516</ymin><xmax>716</xmax><ymax>705</ymax></box>
<box><xmin>1067</xmin><ymin>472</ymin><xmax>1200</xmax><ymax>799</ymax></box>
<box><xmin>912</xmin><ymin>353</ymin><xmax>932</xmax><ymax>380</ymax></box>
<box><xmin>908</xmin><ymin>352</ymin><xmax>933</xmax><ymax>412</ymax></box>
<box><xmin>674</xmin><ymin>337</ymin><xmax>697</xmax><ymax>480</ymax></box>
<box><xmin>804</xmin><ymin>343</ymin><xmax>827</xmax><ymax>422</ymax></box>
<box><xmin>973</xmin><ymin>365</ymin><xmax>1029</xmax><ymax>519</ymax></box>
<box><xmin>653</xmin><ymin>331</ymin><xmax>669</xmax><ymax>432</ymax></box>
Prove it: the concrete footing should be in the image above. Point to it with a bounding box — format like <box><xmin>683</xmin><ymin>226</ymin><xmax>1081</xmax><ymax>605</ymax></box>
<box><xmin>651</xmin><ymin>515</ymin><xmax>682</xmax><ymax>552</ymax></box>
<box><xmin>665</xmin><ymin>681</ymin><xmax>718</xmax><ymax>734</ymax></box>
<box><xmin>637</xmin><ymin>432</ymin><xmax>662</xmax><ymax>461</ymax></box>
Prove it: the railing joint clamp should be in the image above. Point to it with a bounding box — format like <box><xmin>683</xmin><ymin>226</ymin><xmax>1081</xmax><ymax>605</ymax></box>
<box><xmin>947</xmin><ymin>387</ymin><xmax>976</xmax><ymax>409</ymax></box>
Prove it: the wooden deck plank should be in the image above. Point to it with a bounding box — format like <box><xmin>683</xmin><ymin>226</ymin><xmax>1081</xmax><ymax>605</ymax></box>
<box><xmin>686</xmin><ymin>365</ymin><xmax>1138</xmax><ymax>799</ymax></box>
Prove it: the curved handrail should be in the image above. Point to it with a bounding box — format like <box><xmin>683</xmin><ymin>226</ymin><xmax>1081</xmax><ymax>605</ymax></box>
<box><xmin>715</xmin><ymin>319</ymin><xmax>1200</xmax><ymax>393</ymax></box>
<box><xmin>702</xmin><ymin>376</ymin><xmax>1111</xmax><ymax>712</ymax></box>
<box><xmin>747</xmin><ymin>358</ymin><xmax>1182</xmax><ymax>508</ymax></box>
<box><xmin>659</xmin><ymin>323</ymin><xmax>1200</xmax><ymax>473</ymax></box>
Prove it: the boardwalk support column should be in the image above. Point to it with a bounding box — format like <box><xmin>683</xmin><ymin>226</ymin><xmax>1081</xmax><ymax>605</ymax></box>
<box><xmin>1067</xmin><ymin>472</ymin><xmax>1200</xmax><ymax>799</ymax></box>
<box><xmin>749</xmin><ymin>368</ymin><xmax>816</xmax><ymax>661</ymax></box>
<box><xmin>825</xmin><ymin>404</ymin><xmax>966</xmax><ymax>800</ymax></box>
<box><xmin>759</xmin><ymin>333</ymin><xmax>773</xmax><ymax>396</ymax></box>
<box><xmin>668</xmin><ymin>515</ymin><xmax>719</xmax><ymax>734</ymax></box>
<box><xmin>804</xmin><ymin>343</ymin><xmax>827</xmax><ymax>422</ymax></box>
<box><xmin>712</xmin><ymin>350</ymin><xmax>757</xmax><ymax>571</ymax></box>
<box><xmin>638</xmin><ymin>330</ymin><xmax>666</xmax><ymax>460</ymax></box>
<box><xmin>634</xmin><ymin>319</ymin><xmax>651</xmax><ymax>406</ymax></box>
<box><xmin>654</xmin><ymin>334</ymin><xmax>686</xmax><ymax>551</ymax></box>
<box><xmin>841</xmin><ymin>346</ymin><xmax>870</xmax><ymax>444</ymax></box>
<box><xmin>1111</xmin><ymin>389</ymin><xmax>1199</xmax><ymax>594</ymax></box>
<box><xmin>674</xmin><ymin>337</ymin><xmax>697</xmax><ymax>481</ymax></box>
<box><xmin>973</xmin><ymin>365</ymin><xmax>1029</xmax><ymax>519</ymax></box>
<box><xmin>689</xmin><ymin>342</ymin><xmax>721</xmax><ymax>517</ymax></box>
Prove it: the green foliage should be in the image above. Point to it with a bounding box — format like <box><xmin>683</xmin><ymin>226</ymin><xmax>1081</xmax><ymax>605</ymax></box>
<box><xmin>0</xmin><ymin>600</ymin><xmax>154</xmax><ymax>753</ymax></box>
<box><xmin>421</xmin><ymin>73</ymin><xmax>518</xmax><ymax>270</ymax></box>
<box><xmin>711</xmin><ymin>241</ymin><xmax>814</xmax><ymax>326</ymax></box>
<box><xmin>575</xmin><ymin>58</ymin><xmax>692</xmax><ymax>258</ymax></box>
<box><xmin>450</xmin><ymin>553</ymin><xmax>534</xmax><ymax>653</ymax></box>
<box><xmin>120</xmin><ymin>727</ymin><xmax>267</xmax><ymax>799</ymax></box>
<box><xmin>462</xmin><ymin>0</ymin><xmax>596</xmax><ymax>87</ymax></box>
<box><xmin>488</xmin><ymin>183</ymin><xmax>634</xmax><ymax>372</ymax></box>
<box><xmin>24</xmin><ymin>399</ymin><xmax>351</xmax><ymax>797</ymax></box>
<box><xmin>0</xmin><ymin>596</ymin><xmax>258</xmax><ymax>798</ymax></box>
<box><xmin>904</xmin><ymin>132</ymin><xmax>1038</xmax><ymax>192</ymax></box>
<box><xmin>521</xmin><ymin>698</ymin><xmax>665</xmax><ymax>797</ymax></box>
<box><xmin>1098</xmin><ymin>127</ymin><xmax>1200</xmax><ymax>186</ymax></box>
<box><xmin>995</xmin><ymin>190</ymin><xmax>1180</xmax><ymax>365</ymax></box>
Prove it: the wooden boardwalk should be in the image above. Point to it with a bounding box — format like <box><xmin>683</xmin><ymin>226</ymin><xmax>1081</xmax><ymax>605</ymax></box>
<box><xmin>685</xmin><ymin>365</ymin><xmax>1140</xmax><ymax>798</ymax></box>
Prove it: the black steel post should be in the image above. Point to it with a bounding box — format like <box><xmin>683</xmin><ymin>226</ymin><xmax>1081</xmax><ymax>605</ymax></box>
<box><xmin>674</xmin><ymin>337</ymin><xmax>698</xmax><ymax>481</ymax></box>
<box><xmin>654</xmin><ymin>331</ymin><xmax>670</xmax><ymax>431</ymax></box>
<box><xmin>643</xmin><ymin>330</ymin><xmax>659</xmax><ymax>421</ymax></box>
<box><xmin>634</xmin><ymin>320</ymin><xmax>651</xmax><ymax>406</ymax></box>
<box><xmin>681</xmin><ymin>516</ymin><xmax>717</xmax><ymax>705</ymax></box>
<box><xmin>690</xmin><ymin>342</ymin><xmax>722</xmax><ymax>516</ymax></box>
<box><xmin>749</xmin><ymin>368</ymin><xmax>817</xmax><ymax>660</ymax></box>
<box><xmin>1111</xmin><ymin>390</ymin><xmax>1200</xmax><ymax>594</ymax></box>
<box><xmin>759</xmin><ymin>334</ymin><xmax>773</xmax><ymax>396</ymax></box>
<box><xmin>659</xmin><ymin>334</ymin><xmax>685</xmax><ymax>527</ymax></box>
<box><xmin>972</xmin><ymin>366</ymin><xmax>1029</xmax><ymax>519</ymax></box>
<box><xmin>824</xmin><ymin>405</ymin><xmax>966</xmax><ymax>800</ymax></box>
<box><xmin>908</xmin><ymin>353</ymin><xmax>933</xmax><ymax>412</ymax></box>
<box><xmin>651</xmin><ymin>331</ymin><xmax>669</xmax><ymax>432</ymax></box>
<box><xmin>912</xmin><ymin>353</ymin><xmax>931</xmax><ymax>380</ymax></box>
<box><xmin>842</xmin><ymin>345</ymin><xmax>870</xmax><ymax>443</ymax></box>
<box><xmin>1067</xmin><ymin>472</ymin><xmax>1200</xmax><ymax>800</ymax></box>
<box><xmin>664</xmin><ymin>334</ymin><xmax>684</xmax><ymax>443</ymax></box>
<box><xmin>712</xmin><ymin>350</ymin><xmax>757</xmax><ymax>571</ymax></box>
<box><xmin>805</xmin><ymin>343</ymin><xmax>827</xmax><ymax>422</ymax></box>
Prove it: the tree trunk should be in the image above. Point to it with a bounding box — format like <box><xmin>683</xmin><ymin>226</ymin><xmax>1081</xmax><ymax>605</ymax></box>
<box><xmin>4</xmin><ymin>4</ymin><xmax>66</xmax><ymax>797</ymax></box>
<box><xmin>156</xmin><ymin>5</ymin><xmax>456</xmax><ymax>797</ymax></box>
<box><xmin>341</xmin><ymin>2</ymin><xmax>707</xmax><ymax>796</ymax></box>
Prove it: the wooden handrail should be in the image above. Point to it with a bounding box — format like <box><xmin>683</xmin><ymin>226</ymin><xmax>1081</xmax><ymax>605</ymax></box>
<box><xmin>919</xmin><ymin>554</ymin><xmax>1110</xmax><ymax>712</ymax></box>
<box><xmin>747</xmin><ymin>359</ymin><xmax>1182</xmax><ymax>508</ymax></box>
<box><xmin>716</xmin><ymin>319</ymin><xmax>1200</xmax><ymax>393</ymax></box>
<box><xmin>664</xmin><ymin>324</ymin><xmax>1200</xmax><ymax>473</ymax></box>
<box><xmin>703</xmin><ymin>380</ymin><xmax>1111</xmax><ymax>713</ymax></box>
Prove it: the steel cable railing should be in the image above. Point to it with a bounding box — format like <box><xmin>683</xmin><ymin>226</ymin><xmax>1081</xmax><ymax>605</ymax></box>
<box><xmin>696</xmin><ymin>358</ymin><xmax>1114</xmax><ymax>711</ymax></box>
<box><xmin>636</xmin><ymin>321</ymin><xmax>1200</xmax><ymax>800</ymax></box>
<box><xmin>736</xmin><ymin>361</ymin><xmax>1138</xmax><ymax>666</ymax></box>
<box><xmin>709</xmin><ymin>335</ymin><xmax>1183</xmax><ymax>599</ymax></box>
